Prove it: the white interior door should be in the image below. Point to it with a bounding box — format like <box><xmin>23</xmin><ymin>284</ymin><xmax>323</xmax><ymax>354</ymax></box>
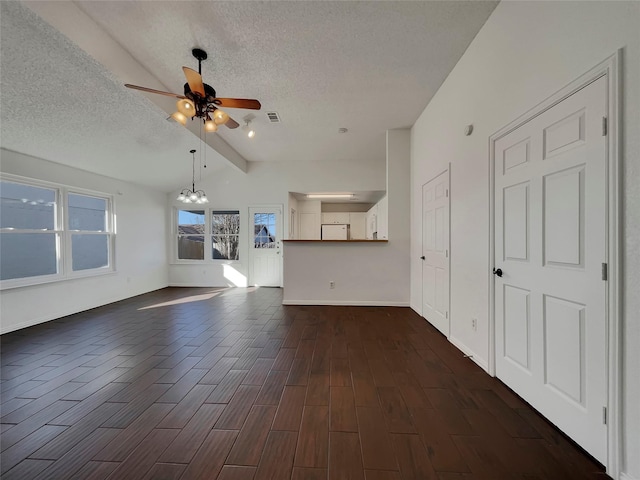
<box><xmin>422</xmin><ymin>170</ymin><xmax>449</xmax><ymax>336</ymax></box>
<box><xmin>249</xmin><ymin>206</ymin><xmax>282</xmax><ymax>286</ymax></box>
<box><xmin>494</xmin><ymin>76</ymin><xmax>607</xmax><ymax>463</ymax></box>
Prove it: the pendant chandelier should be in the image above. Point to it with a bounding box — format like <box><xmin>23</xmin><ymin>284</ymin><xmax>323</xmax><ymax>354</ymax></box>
<box><xmin>177</xmin><ymin>149</ymin><xmax>209</xmax><ymax>204</ymax></box>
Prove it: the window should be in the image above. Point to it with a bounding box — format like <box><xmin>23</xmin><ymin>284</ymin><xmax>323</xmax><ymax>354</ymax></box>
<box><xmin>177</xmin><ymin>209</ymin><xmax>205</xmax><ymax>260</ymax></box>
<box><xmin>211</xmin><ymin>211</ymin><xmax>240</xmax><ymax>260</ymax></box>
<box><xmin>174</xmin><ymin>208</ymin><xmax>240</xmax><ymax>262</ymax></box>
<box><xmin>0</xmin><ymin>176</ymin><xmax>114</xmax><ymax>288</ymax></box>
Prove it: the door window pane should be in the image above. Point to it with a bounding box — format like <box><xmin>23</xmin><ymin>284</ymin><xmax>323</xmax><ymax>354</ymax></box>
<box><xmin>1</xmin><ymin>181</ymin><xmax>56</xmax><ymax>230</ymax></box>
<box><xmin>71</xmin><ymin>234</ymin><xmax>109</xmax><ymax>271</ymax></box>
<box><xmin>0</xmin><ymin>233</ymin><xmax>58</xmax><ymax>280</ymax></box>
<box><xmin>254</xmin><ymin>213</ymin><xmax>276</xmax><ymax>248</ymax></box>
<box><xmin>68</xmin><ymin>193</ymin><xmax>107</xmax><ymax>231</ymax></box>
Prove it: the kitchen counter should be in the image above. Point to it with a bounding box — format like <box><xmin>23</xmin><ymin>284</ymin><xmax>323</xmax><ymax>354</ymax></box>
<box><xmin>282</xmin><ymin>239</ymin><xmax>388</xmax><ymax>243</ymax></box>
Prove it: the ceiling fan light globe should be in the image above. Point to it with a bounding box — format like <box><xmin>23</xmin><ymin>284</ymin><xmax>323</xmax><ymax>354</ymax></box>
<box><xmin>176</xmin><ymin>99</ymin><xmax>196</xmax><ymax>118</ymax></box>
<box><xmin>177</xmin><ymin>193</ymin><xmax>186</xmax><ymax>201</ymax></box>
<box><xmin>171</xmin><ymin>111</ymin><xmax>187</xmax><ymax>126</ymax></box>
<box><xmin>213</xmin><ymin>110</ymin><xmax>229</xmax><ymax>125</ymax></box>
<box><xmin>189</xmin><ymin>193</ymin><xmax>198</xmax><ymax>201</ymax></box>
<box><xmin>248</xmin><ymin>129</ymin><xmax>256</xmax><ymax>138</ymax></box>
<box><xmin>183</xmin><ymin>198</ymin><xmax>192</xmax><ymax>204</ymax></box>
<box><xmin>204</xmin><ymin>120</ymin><xmax>218</xmax><ymax>132</ymax></box>
<box><xmin>201</xmin><ymin>196</ymin><xmax>209</xmax><ymax>203</ymax></box>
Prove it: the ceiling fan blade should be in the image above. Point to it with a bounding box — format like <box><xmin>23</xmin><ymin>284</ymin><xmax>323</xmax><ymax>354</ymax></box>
<box><xmin>124</xmin><ymin>84</ymin><xmax>185</xmax><ymax>99</ymax></box>
<box><xmin>225</xmin><ymin>116</ymin><xmax>239</xmax><ymax>129</ymax></box>
<box><xmin>182</xmin><ymin>67</ymin><xmax>205</xmax><ymax>97</ymax></box>
<box><xmin>214</xmin><ymin>98</ymin><xmax>261</xmax><ymax>110</ymax></box>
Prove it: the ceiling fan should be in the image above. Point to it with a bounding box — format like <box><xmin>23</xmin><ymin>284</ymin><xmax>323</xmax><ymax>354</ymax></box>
<box><xmin>125</xmin><ymin>48</ymin><xmax>261</xmax><ymax>132</ymax></box>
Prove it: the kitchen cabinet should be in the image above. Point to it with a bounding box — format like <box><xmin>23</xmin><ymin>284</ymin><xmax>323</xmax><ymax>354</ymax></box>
<box><xmin>321</xmin><ymin>212</ymin><xmax>350</xmax><ymax>224</ymax></box>
<box><xmin>376</xmin><ymin>195</ymin><xmax>388</xmax><ymax>240</ymax></box>
<box><xmin>349</xmin><ymin>212</ymin><xmax>366</xmax><ymax>239</ymax></box>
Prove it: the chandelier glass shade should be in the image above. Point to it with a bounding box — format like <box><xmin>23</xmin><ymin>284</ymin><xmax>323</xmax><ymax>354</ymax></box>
<box><xmin>177</xmin><ymin>149</ymin><xmax>209</xmax><ymax>204</ymax></box>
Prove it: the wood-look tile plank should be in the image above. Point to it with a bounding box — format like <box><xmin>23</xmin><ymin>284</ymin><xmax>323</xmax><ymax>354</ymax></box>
<box><xmin>105</xmin><ymin>428</ymin><xmax>179</xmax><ymax>480</ymax></box>
<box><xmin>93</xmin><ymin>403</ymin><xmax>174</xmax><ymax>461</ymax></box>
<box><xmin>272</xmin><ymin>385</ymin><xmax>306</xmax><ymax>431</ymax></box>
<box><xmin>242</xmin><ymin>358</ymin><xmax>274</xmax><ymax>385</ymax></box>
<box><xmin>49</xmin><ymin>382</ymin><xmax>127</xmax><ymax>426</ymax></box>
<box><xmin>328</xmin><ymin>431</ymin><xmax>364</xmax><ymax>480</ymax></box>
<box><xmin>330</xmin><ymin>358</ymin><xmax>351</xmax><ymax>386</ymax></box>
<box><xmin>292</xmin><ymin>467</ymin><xmax>327</xmax><ymax>480</ymax></box>
<box><xmin>158</xmin><ymin>403</ymin><xmax>225</xmax><ymax>464</ymax></box>
<box><xmin>356</xmin><ymin>406</ymin><xmax>398</xmax><ymax>471</ymax></box>
<box><xmin>156</xmin><ymin>384</ymin><xmax>216</xmax><ymax>429</ymax></box>
<box><xmin>215</xmin><ymin>385</ymin><xmax>261</xmax><ymax>430</ymax></box>
<box><xmin>2</xmin><ymin>458</ymin><xmax>54</xmax><ymax>480</ymax></box>
<box><xmin>306</xmin><ymin>373</ymin><xmax>330</xmax><ymax>406</ymax></box>
<box><xmin>100</xmin><ymin>383</ymin><xmax>171</xmax><ymax>428</ymax></box>
<box><xmin>272</xmin><ymin>348</ymin><xmax>296</xmax><ymax>371</ymax></box>
<box><xmin>36</xmin><ymin>427</ymin><xmax>121</xmax><ymax>480</ymax></box>
<box><xmin>217</xmin><ymin>465</ymin><xmax>257</xmax><ymax>480</ymax></box>
<box><xmin>409</xmin><ymin>407</ymin><xmax>469</xmax><ymax>473</ymax></box>
<box><xmin>226</xmin><ymin>405</ymin><xmax>277</xmax><ymax>466</ymax></box>
<box><xmin>286</xmin><ymin>357</ymin><xmax>311</xmax><ymax>386</ymax></box>
<box><xmin>329</xmin><ymin>386</ymin><xmax>358</xmax><ymax>432</ymax></box>
<box><xmin>156</xmin><ymin>368</ymin><xmax>207</xmax><ymax>404</ymax></box>
<box><xmin>71</xmin><ymin>461</ymin><xmax>120</xmax><ymax>480</ymax></box>
<box><xmin>205</xmin><ymin>370</ymin><xmax>247</xmax><ymax>404</ymax></box>
<box><xmin>31</xmin><ymin>402</ymin><xmax>124</xmax><ymax>460</ymax></box>
<box><xmin>255</xmin><ymin>370</ymin><xmax>287</xmax><ymax>405</ymax></box>
<box><xmin>0</xmin><ymin>424</ymin><xmax>67</xmax><ymax>474</ymax></box>
<box><xmin>364</xmin><ymin>471</ymin><xmax>402</xmax><ymax>480</ymax></box>
<box><xmin>179</xmin><ymin>429</ymin><xmax>238</xmax><ymax>480</ymax></box>
<box><xmin>391</xmin><ymin>433</ymin><xmax>438</xmax><ymax>480</ymax></box>
<box><xmin>295</xmin><ymin>405</ymin><xmax>329</xmax><ymax>468</ymax></box>
<box><xmin>377</xmin><ymin>387</ymin><xmax>416</xmax><ymax>434</ymax></box>
<box><xmin>254</xmin><ymin>430</ymin><xmax>298</xmax><ymax>480</ymax></box>
<box><xmin>142</xmin><ymin>463</ymin><xmax>186</xmax><ymax>480</ymax></box>
<box><xmin>199</xmin><ymin>357</ymin><xmax>238</xmax><ymax>384</ymax></box>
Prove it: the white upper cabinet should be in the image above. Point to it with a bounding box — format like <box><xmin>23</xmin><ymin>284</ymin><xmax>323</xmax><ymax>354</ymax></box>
<box><xmin>349</xmin><ymin>212</ymin><xmax>367</xmax><ymax>239</ymax></box>
<box><xmin>321</xmin><ymin>212</ymin><xmax>350</xmax><ymax>224</ymax></box>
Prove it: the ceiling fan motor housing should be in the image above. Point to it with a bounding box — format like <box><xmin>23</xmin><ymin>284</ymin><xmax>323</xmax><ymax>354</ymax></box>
<box><xmin>184</xmin><ymin>83</ymin><xmax>220</xmax><ymax>117</ymax></box>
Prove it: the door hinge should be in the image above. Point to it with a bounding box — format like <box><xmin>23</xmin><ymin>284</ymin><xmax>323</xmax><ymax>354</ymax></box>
<box><xmin>446</xmin><ymin>249</ymin><xmax>449</xmax><ymax>258</ymax></box>
<box><xmin>446</xmin><ymin>189</ymin><xmax>449</xmax><ymax>197</ymax></box>
<box><xmin>602</xmin><ymin>406</ymin><xmax>607</xmax><ymax>425</ymax></box>
<box><xmin>445</xmin><ymin>311</ymin><xmax>449</xmax><ymax>319</ymax></box>
<box><xmin>601</xmin><ymin>263</ymin><xmax>608</xmax><ymax>281</ymax></box>
<box><xmin>602</xmin><ymin>117</ymin><xmax>608</xmax><ymax>136</ymax></box>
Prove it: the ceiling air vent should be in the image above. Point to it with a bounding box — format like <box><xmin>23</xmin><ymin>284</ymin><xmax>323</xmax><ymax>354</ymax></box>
<box><xmin>266</xmin><ymin>112</ymin><xmax>281</xmax><ymax>123</ymax></box>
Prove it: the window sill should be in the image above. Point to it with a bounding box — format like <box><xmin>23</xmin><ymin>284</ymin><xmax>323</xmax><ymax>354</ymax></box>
<box><xmin>0</xmin><ymin>268</ymin><xmax>116</xmax><ymax>291</ymax></box>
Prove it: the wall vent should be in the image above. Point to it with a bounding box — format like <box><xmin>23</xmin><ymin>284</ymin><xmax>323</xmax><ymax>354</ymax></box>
<box><xmin>266</xmin><ymin>112</ymin><xmax>281</xmax><ymax>123</ymax></box>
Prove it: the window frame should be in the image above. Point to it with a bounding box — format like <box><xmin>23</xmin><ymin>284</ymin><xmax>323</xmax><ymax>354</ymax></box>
<box><xmin>172</xmin><ymin>207</ymin><xmax>241</xmax><ymax>264</ymax></box>
<box><xmin>0</xmin><ymin>174</ymin><xmax>116</xmax><ymax>290</ymax></box>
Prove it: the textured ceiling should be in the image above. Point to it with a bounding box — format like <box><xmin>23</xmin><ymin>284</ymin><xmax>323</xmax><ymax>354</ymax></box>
<box><xmin>1</xmin><ymin>1</ymin><xmax>498</xmax><ymax>192</ymax></box>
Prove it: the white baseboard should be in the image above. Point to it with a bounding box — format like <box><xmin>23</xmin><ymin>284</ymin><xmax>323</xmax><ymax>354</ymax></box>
<box><xmin>448</xmin><ymin>335</ymin><xmax>489</xmax><ymax>373</ymax></box>
<box><xmin>283</xmin><ymin>299</ymin><xmax>410</xmax><ymax>307</ymax></box>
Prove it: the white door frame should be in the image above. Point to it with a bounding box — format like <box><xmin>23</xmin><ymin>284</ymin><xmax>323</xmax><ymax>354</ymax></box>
<box><xmin>488</xmin><ymin>52</ymin><xmax>621</xmax><ymax>476</ymax></box>
<box><xmin>248</xmin><ymin>204</ymin><xmax>283</xmax><ymax>287</ymax></box>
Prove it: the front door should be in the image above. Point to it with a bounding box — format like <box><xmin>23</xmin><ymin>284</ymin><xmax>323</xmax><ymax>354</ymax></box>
<box><xmin>422</xmin><ymin>169</ymin><xmax>449</xmax><ymax>336</ymax></box>
<box><xmin>494</xmin><ymin>76</ymin><xmax>607</xmax><ymax>463</ymax></box>
<box><xmin>249</xmin><ymin>206</ymin><xmax>282</xmax><ymax>286</ymax></box>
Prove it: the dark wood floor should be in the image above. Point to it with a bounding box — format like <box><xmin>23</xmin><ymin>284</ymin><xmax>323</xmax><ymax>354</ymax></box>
<box><xmin>1</xmin><ymin>287</ymin><xmax>608</xmax><ymax>479</ymax></box>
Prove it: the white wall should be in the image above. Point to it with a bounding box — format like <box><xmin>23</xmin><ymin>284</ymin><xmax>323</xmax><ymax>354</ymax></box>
<box><xmin>283</xmin><ymin>129</ymin><xmax>410</xmax><ymax>305</ymax></box>
<box><xmin>168</xmin><ymin>157</ymin><xmax>386</xmax><ymax>287</ymax></box>
<box><xmin>409</xmin><ymin>2</ymin><xmax>639</xmax><ymax>478</ymax></box>
<box><xmin>0</xmin><ymin>149</ymin><xmax>169</xmax><ymax>333</ymax></box>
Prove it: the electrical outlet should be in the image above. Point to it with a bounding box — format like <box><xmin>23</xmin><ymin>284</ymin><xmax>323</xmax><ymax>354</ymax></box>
<box><xmin>472</xmin><ymin>318</ymin><xmax>477</xmax><ymax>331</ymax></box>
<box><xmin>329</xmin><ymin>281</ymin><xmax>335</xmax><ymax>289</ymax></box>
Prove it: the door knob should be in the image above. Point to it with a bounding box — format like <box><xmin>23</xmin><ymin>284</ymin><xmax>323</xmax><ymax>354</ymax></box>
<box><xmin>493</xmin><ymin>268</ymin><xmax>503</xmax><ymax>277</ymax></box>
<box><xmin>420</xmin><ymin>256</ymin><xmax>425</xmax><ymax>260</ymax></box>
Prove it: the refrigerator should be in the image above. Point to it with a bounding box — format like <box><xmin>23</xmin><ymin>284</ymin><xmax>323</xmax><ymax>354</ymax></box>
<box><xmin>321</xmin><ymin>224</ymin><xmax>348</xmax><ymax>240</ymax></box>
